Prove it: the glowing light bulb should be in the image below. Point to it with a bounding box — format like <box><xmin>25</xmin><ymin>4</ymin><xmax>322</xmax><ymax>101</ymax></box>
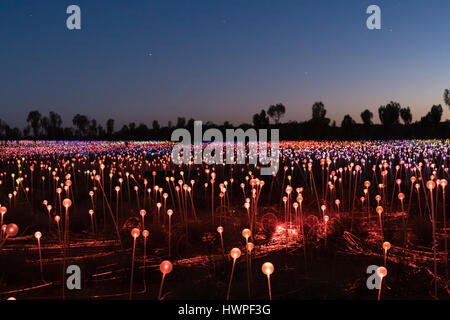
<box><xmin>160</xmin><ymin>260</ymin><xmax>173</xmax><ymax>274</ymax></box>
<box><xmin>230</xmin><ymin>248</ymin><xmax>241</xmax><ymax>260</ymax></box>
<box><xmin>262</xmin><ymin>262</ymin><xmax>274</xmax><ymax>276</ymax></box>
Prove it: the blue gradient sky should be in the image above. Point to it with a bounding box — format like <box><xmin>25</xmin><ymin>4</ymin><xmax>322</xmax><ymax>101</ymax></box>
<box><xmin>1</xmin><ymin>0</ymin><xmax>449</xmax><ymax>128</ymax></box>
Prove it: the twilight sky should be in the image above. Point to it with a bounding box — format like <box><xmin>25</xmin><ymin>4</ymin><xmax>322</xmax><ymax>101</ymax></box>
<box><xmin>1</xmin><ymin>0</ymin><xmax>449</xmax><ymax>128</ymax></box>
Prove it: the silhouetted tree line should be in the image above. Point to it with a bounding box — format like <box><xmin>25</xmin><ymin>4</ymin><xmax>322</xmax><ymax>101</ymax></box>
<box><xmin>1</xmin><ymin>90</ymin><xmax>450</xmax><ymax>141</ymax></box>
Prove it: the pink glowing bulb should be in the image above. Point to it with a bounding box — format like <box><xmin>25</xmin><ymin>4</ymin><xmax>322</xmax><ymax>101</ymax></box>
<box><xmin>131</xmin><ymin>228</ymin><xmax>140</xmax><ymax>239</ymax></box>
<box><xmin>324</xmin><ymin>215</ymin><xmax>329</xmax><ymax>223</ymax></box>
<box><xmin>335</xmin><ymin>199</ymin><xmax>340</xmax><ymax>205</ymax></box>
<box><xmin>140</xmin><ymin>209</ymin><xmax>146</xmax><ymax>217</ymax></box>
<box><xmin>160</xmin><ymin>260</ymin><xmax>173</xmax><ymax>274</ymax></box>
<box><xmin>217</xmin><ymin>226</ymin><xmax>223</xmax><ymax>233</ymax></box>
<box><xmin>167</xmin><ymin>209</ymin><xmax>173</xmax><ymax>216</ymax></box>
<box><xmin>0</xmin><ymin>207</ymin><xmax>7</xmax><ymax>214</ymax></box>
<box><xmin>115</xmin><ymin>186</ymin><xmax>120</xmax><ymax>192</ymax></box>
<box><xmin>142</xmin><ymin>230</ymin><xmax>149</xmax><ymax>238</ymax></box>
<box><xmin>244</xmin><ymin>202</ymin><xmax>250</xmax><ymax>209</ymax></box>
<box><xmin>398</xmin><ymin>193</ymin><xmax>405</xmax><ymax>201</ymax></box>
<box><xmin>157</xmin><ymin>203</ymin><xmax>162</xmax><ymax>209</ymax></box>
<box><xmin>230</xmin><ymin>248</ymin><xmax>241</xmax><ymax>260</ymax></box>
<box><xmin>34</xmin><ymin>231</ymin><xmax>42</xmax><ymax>239</ymax></box>
<box><xmin>262</xmin><ymin>262</ymin><xmax>274</xmax><ymax>276</ymax></box>
<box><xmin>320</xmin><ymin>205</ymin><xmax>326</xmax><ymax>212</ymax></box>
<box><xmin>246</xmin><ymin>242</ymin><xmax>254</xmax><ymax>252</ymax></box>
<box><xmin>441</xmin><ymin>179</ymin><xmax>447</xmax><ymax>188</ymax></box>
<box><xmin>54</xmin><ymin>215</ymin><xmax>60</xmax><ymax>222</ymax></box>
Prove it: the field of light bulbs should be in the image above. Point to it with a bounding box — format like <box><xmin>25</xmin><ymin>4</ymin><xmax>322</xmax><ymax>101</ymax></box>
<box><xmin>0</xmin><ymin>140</ymin><xmax>449</xmax><ymax>300</ymax></box>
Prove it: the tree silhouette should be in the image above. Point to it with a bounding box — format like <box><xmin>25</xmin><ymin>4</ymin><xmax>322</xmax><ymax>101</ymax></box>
<box><xmin>89</xmin><ymin>119</ymin><xmax>98</xmax><ymax>137</ymax></box>
<box><xmin>0</xmin><ymin>119</ymin><xmax>10</xmax><ymax>138</ymax></box>
<box><xmin>106</xmin><ymin>119</ymin><xmax>115</xmax><ymax>137</ymax></box>
<box><xmin>444</xmin><ymin>89</ymin><xmax>450</xmax><ymax>110</ymax></box>
<box><xmin>429</xmin><ymin>104</ymin><xmax>443</xmax><ymax>125</ymax></box>
<box><xmin>312</xmin><ymin>101</ymin><xmax>327</xmax><ymax>120</ymax></box>
<box><xmin>267</xmin><ymin>103</ymin><xmax>286</xmax><ymax>124</ymax></box>
<box><xmin>72</xmin><ymin>114</ymin><xmax>89</xmax><ymax>137</ymax></box>
<box><xmin>252</xmin><ymin>110</ymin><xmax>269</xmax><ymax>128</ymax></box>
<box><xmin>400</xmin><ymin>107</ymin><xmax>412</xmax><ymax>125</ymax></box>
<box><xmin>152</xmin><ymin>120</ymin><xmax>160</xmax><ymax>131</ymax></box>
<box><xmin>310</xmin><ymin>102</ymin><xmax>330</xmax><ymax>137</ymax></box>
<box><xmin>26</xmin><ymin>111</ymin><xmax>42</xmax><ymax>137</ymax></box>
<box><xmin>341</xmin><ymin>114</ymin><xmax>355</xmax><ymax>132</ymax></box>
<box><xmin>176</xmin><ymin>117</ymin><xmax>186</xmax><ymax>128</ymax></box>
<box><xmin>47</xmin><ymin>111</ymin><xmax>63</xmax><ymax>138</ymax></box>
<box><xmin>378</xmin><ymin>101</ymin><xmax>401</xmax><ymax>129</ymax></box>
<box><xmin>360</xmin><ymin>109</ymin><xmax>373</xmax><ymax>126</ymax></box>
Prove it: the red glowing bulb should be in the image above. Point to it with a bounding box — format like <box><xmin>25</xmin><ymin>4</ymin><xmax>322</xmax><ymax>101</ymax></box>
<box><xmin>131</xmin><ymin>228</ymin><xmax>140</xmax><ymax>239</ymax></box>
<box><xmin>160</xmin><ymin>260</ymin><xmax>173</xmax><ymax>274</ymax></box>
<box><xmin>376</xmin><ymin>266</ymin><xmax>387</xmax><ymax>278</ymax></box>
<box><xmin>6</xmin><ymin>223</ymin><xmax>18</xmax><ymax>237</ymax></box>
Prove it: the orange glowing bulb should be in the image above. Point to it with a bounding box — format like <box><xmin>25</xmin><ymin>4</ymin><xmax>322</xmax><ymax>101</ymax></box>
<box><xmin>242</xmin><ymin>228</ymin><xmax>251</xmax><ymax>239</ymax></box>
<box><xmin>62</xmin><ymin>199</ymin><xmax>72</xmax><ymax>208</ymax></box>
<box><xmin>262</xmin><ymin>262</ymin><xmax>274</xmax><ymax>276</ymax></box>
<box><xmin>376</xmin><ymin>206</ymin><xmax>383</xmax><ymax>215</ymax></box>
<box><xmin>230</xmin><ymin>248</ymin><xmax>241</xmax><ymax>259</ymax></box>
